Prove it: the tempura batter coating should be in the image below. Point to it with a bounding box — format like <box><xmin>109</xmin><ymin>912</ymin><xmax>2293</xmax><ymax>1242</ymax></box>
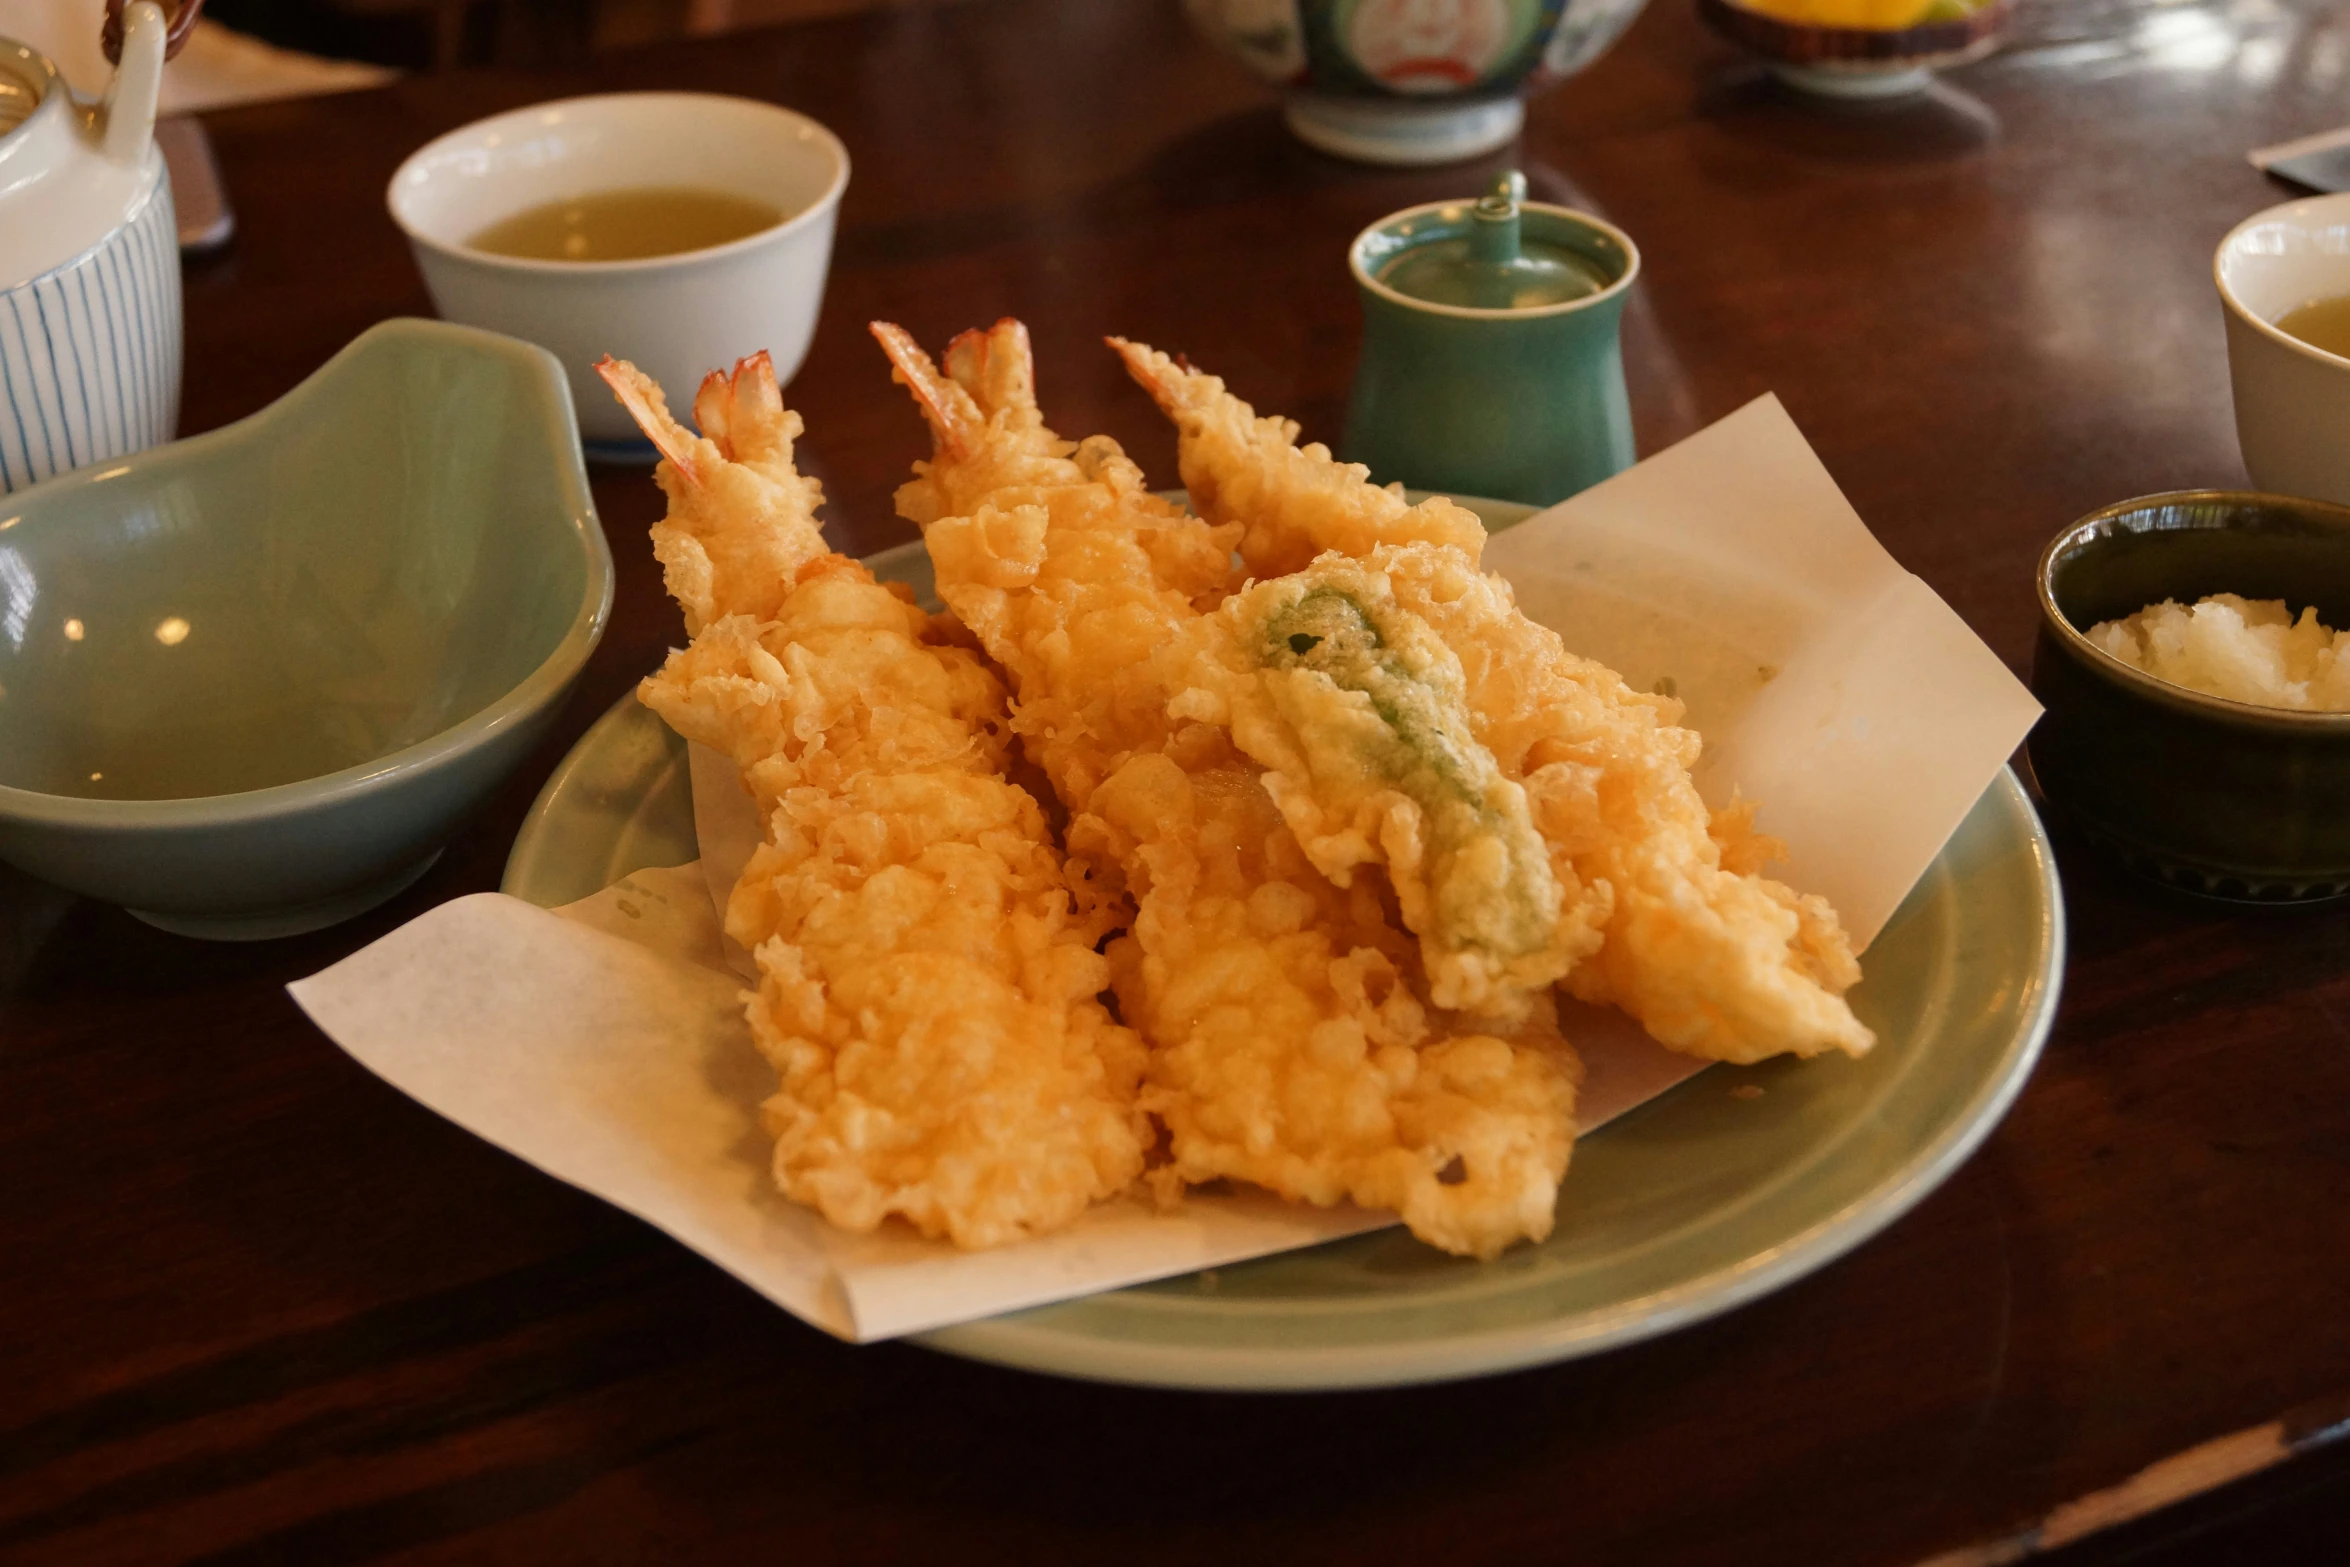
<box><xmin>604</xmin><ymin>354</ymin><xmax>1148</xmax><ymax>1249</ymax></box>
<box><xmin>1116</xmin><ymin>342</ymin><xmax>1873</xmax><ymax>1065</ymax></box>
<box><xmin>876</xmin><ymin>320</ymin><xmax>1577</xmax><ymax>1258</ymax></box>
<box><xmin>1107</xmin><ymin>337</ymin><xmax>1486</xmax><ymax>580</ymax></box>
<box><xmin>1376</xmin><ymin>542</ymin><xmax>1872</xmax><ymax>1063</ymax></box>
<box><xmin>1165</xmin><ymin>557</ymin><xmax>1598</xmax><ymax>1020</ymax></box>
<box><xmin>628</xmin><ymin>364</ymin><xmax>828</xmax><ymax>639</ymax></box>
<box><xmin>882</xmin><ymin>324</ymin><xmax>1235</xmax><ymax>825</ymax></box>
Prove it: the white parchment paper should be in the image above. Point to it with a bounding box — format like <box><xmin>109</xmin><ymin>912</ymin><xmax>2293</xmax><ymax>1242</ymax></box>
<box><xmin>1483</xmin><ymin>395</ymin><xmax>2042</xmax><ymax>946</ymax></box>
<box><xmin>288</xmin><ymin>395</ymin><xmax>2040</xmax><ymax>1343</ymax></box>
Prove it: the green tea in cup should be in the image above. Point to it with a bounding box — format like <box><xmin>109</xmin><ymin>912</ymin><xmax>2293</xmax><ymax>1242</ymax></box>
<box><xmin>2276</xmin><ymin>295</ymin><xmax>2350</xmax><ymax>361</ymax></box>
<box><xmin>2217</xmin><ymin>193</ymin><xmax>2350</xmax><ymax>508</ymax></box>
<box><xmin>466</xmin><ymin>187</ymin><xmax>783</xmax><ymax>262</ymax></box>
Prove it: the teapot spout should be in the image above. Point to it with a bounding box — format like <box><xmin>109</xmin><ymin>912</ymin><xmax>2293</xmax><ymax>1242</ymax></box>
<box><xmin>99</xmin><ymin>0</ymin><xmax>167</xmax><ymax>167</ymax></box>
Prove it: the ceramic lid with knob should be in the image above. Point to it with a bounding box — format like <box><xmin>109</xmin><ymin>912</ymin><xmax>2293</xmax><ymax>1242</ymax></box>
<box><xmin>1376</xmin><ymin>173</ymin><xmax>1612</xmax><ymax>310</ymax></box>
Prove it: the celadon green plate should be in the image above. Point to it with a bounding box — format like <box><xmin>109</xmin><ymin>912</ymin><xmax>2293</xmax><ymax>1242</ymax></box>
<box><xmin>504</xmin><ymin>503</ymin><xmax>2065</xmax><ymax>1391</ymax></box>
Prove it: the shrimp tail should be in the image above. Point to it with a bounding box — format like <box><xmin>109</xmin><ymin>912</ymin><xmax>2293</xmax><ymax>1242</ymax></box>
<box><xmin>1107</xmin><ymin>335</ymin><xmax>1214</xmax><ymax>425</ymax></box>
<box><xmin>595</xmin><ymin>354</ymin><xmax>704</xmax><ymax>487</ymax></box>
<box><xmin>946</xmin><ymin>319</ymin><xmax>1042</xmax><ymax>424</ymax></box>
<box><xmin>692</xmin><ymin>370</ymin><xmax>735</xmax><ymax>460</ymax></box>
<box><xmin>694</xmin><ymin>350</ymin><xmax>796</xmax><ymax>469</ymax></box>
<box><xmin>870</xmin><ymin>321</ymin><xmax>982</xmax><ymax>459</ymax></box>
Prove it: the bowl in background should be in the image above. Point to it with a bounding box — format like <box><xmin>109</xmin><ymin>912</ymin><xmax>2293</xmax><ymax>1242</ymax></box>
<box><xmin>1696</xmin><ymin>0</ymin><xmax>2012</xmax><ymax>98</ymax></box>
<box><xmin>2216</xmin><ymin>192</ymin><xmax>2350</xmax><ymax>510</ymax></box>
<box><xmin>1185</xmin><ymin>0</ymin><xmax>1650</xmax><ymax>166</ymax></box>
<box><xmin>0</xmin><ymin>318</ymin><xmax>613</xmax><ymax>938</ymax></box>
<box><xmin>387</xmin><ymin>92</ymin><xmax>848</xmax><ymax>458</ymax></box>
<box><xmin>2030</xmin><ymin>490</ymin><xmax>2350</xmax><ymax>903</ymax></box>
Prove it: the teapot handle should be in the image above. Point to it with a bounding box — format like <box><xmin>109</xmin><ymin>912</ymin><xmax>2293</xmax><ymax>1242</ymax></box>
<box><xmin>102</xmin><ymin>0</ymin><xmax>205</xmax><ymax>64</ymax></box>
<box><xmin>96</xmin><ymin>0</ymin><xmax>205</xmax><ymax>167</ymax></box>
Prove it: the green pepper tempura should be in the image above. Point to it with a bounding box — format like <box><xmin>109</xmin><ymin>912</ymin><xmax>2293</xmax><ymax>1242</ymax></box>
<box><xmin>1172</xmin><ymin>561</ymin><xmax>1578</xmax><ymax>1019</ymax></box>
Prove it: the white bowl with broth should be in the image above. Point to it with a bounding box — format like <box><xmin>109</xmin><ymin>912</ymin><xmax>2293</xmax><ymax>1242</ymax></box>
<box><xmin>2217</xmin><ymin>192</ymin><xmax>2350</xmax><ymax>509</ymax></box>
<box><xmin>388</xmin><ymin>92</ymin><xmax>849</xmax><ymax>454</ymax></box>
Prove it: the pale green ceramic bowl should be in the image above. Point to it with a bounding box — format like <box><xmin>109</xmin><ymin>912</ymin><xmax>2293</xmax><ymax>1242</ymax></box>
<box><xmin>0</xmin><ymin>319</ymin><xmax>612</xmax><ymax>938</ymax></box>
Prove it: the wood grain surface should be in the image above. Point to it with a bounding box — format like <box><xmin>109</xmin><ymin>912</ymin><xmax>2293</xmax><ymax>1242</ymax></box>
<box><xmin>5</xmin><ymin>1</ymin><xmax>2350</xmax><ymax>1562</ymax></box>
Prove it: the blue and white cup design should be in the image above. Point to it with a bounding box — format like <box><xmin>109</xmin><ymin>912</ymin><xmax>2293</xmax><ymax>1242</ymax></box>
<box><xmin>0</xmin><ymin>161</ymin><xmax>181</xmax><ymax>495</ymax></box>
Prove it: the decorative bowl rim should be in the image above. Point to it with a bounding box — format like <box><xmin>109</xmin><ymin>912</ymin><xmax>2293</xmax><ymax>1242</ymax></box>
<box><xmin>2035</xmin><ymin>487</ymin><xmax>2350</xmax><ymax>731</ymax></box>
<box><xmin>385</xmin><ymin>90</ymin><xmax>852</xmax><ymax>278</ymax></box>
<box><xmin>1349</xmin><ymin>198</ymin><xmax>1642</xmax><ymax>321</ymax></box>
<box><xmin>2213</xmin><ymin>190</ymin><xmax>2350</xmax><ymax>376</ymax></box>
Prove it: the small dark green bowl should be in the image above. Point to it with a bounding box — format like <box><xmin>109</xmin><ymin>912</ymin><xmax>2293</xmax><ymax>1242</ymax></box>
<box><xmin>2031</xmin><ymin>490</ymin><xmax>2350</xmax><ymax>902</ymax></box>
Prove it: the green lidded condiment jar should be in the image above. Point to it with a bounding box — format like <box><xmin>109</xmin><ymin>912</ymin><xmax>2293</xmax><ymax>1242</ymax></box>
<box><xmin>1344</xmin><ymin>172</ymin><xmax>1639</xmax><ymax>508</ymax></box>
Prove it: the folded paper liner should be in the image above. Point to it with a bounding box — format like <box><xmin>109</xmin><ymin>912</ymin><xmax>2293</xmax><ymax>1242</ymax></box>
<box><xmin>289</xmin><ymin>396</ymin><xmax>2042</xmax><ymax>1344</ymax></box>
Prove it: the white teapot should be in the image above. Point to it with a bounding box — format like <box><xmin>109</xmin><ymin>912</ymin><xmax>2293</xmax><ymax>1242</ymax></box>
<box><xmin>0</xmin><ymin>0</ymin><xmax>184</xmax><ymax>493</ymax></box>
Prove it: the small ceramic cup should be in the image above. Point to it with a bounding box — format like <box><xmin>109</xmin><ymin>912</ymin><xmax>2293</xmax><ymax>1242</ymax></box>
<box><xmin>2216</xmin><ymin>192</ymin><xmax>2350</xmax><ymax>509</ymax></box>
<box><xmin>387</xmin><ymin>92</ymin><xmax>849</xmax><ymax>457</ymax></box>
<box><xmin>1344</xmin><ymin>194</ymin><xmax>1638</xmax><ymax>506</ymax></box>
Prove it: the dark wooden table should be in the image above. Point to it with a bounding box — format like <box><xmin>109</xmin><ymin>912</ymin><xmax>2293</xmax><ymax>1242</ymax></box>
<box><xmin>8</xmin><ymin>0</ymin><xmax>2350</xmax><ymax>1561</ymax></box>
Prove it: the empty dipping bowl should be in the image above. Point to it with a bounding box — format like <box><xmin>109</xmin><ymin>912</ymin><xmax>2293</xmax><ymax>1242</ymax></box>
<box><xmin>2030</xmin><ymin>489</ymin><xmax>2350</xmax><ymax>902</ymax></box>
<box><xmin>0</xmin><ymin>318</ymin><xmax>612</xmax><ymax>938</ymax></box>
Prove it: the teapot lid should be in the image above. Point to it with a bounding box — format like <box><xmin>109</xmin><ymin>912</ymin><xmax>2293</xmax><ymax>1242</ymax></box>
<box><xmin>1370</xmin><ymin>172</ymin><xmax>1613</xmax><ymax>311</ymax></box>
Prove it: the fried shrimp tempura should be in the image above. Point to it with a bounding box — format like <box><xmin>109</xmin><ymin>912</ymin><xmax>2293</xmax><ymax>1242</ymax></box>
<box><xmin>878</xmin><ymin>323</ymin><xmax>1237</xmax><ymax>825</ymax></box>
<box><xmin>600</xmin><ymin>353</ymin><xmax>1148</xmax><ymax>1249</ymax></box>
<box><xmin>1105</xmin><ymin>337</ymin><xmax>1487</xmax><ymax>580</ymax></box>
<box><xmin>1376</xmin><ymin>542</ymin><xmax>1872</xmax><ymax>1063</ymax></box>
<box><xmin>875</xmin><ymin>319</ymin><xmax>1576</xmax><ymax>1258</ymax></box>
<box><xmin>1164</xmin><ymin>558</ymin><xmax>1597</xmax><ymax>1021</ymax></box>
<box><xmin>1115</xmin><ymin>341</ymin><xmax>1874</xmax><ymax>1065</ymax></box>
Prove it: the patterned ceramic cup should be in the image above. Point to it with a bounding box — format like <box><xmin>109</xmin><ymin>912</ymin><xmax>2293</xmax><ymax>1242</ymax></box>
<box><xmin>0</xmin><ymin>9</ymin><xmax>182</xmax><ymax>495</ymax></box>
